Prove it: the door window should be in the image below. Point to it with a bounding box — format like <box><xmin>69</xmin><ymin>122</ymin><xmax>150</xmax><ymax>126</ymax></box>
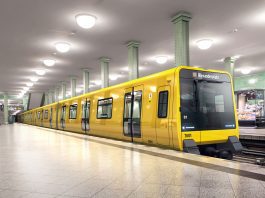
<box><xmin>69</xmin><ymin>104</ymin><xmax>77</xmax><ymax>119</ymax></box>
<box><xmin>158</xmin><ymin>91</ymin><xmax>168</xmax><ymax>118</ymax></box>
<box><xmin>123</xmin><ymin>90</ymin><xmax>142</xmax><ymax>138</ymax></box>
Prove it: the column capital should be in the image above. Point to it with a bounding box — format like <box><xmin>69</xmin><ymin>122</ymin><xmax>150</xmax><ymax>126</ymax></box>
<box><xmin>99</xmin><ymin>57</ymin><xmax>111</xmax><ymax>63</ymax></box>
<box><xmin>127</xmin><ymin>41</ymin><xmax>140</xmax><ymax>48</ymax></box>
<box><xmin>224</xmin><ymin>57</ymin><xmax>235</xmax><ymax>64</ymax></box>
<box><xmin>69</xmin><ymin>76</ymin><xmax>78</xmax><ymax>80</ymax></box>
<box><xmin>60</xmin><ymin>81</ymin><xmax>67</xmax><ymax>85</ymax></box>
<box><xmin>171</xmin><ymin>11</ymin><xmax>192</xmax><ymax>24</ymax></box>
<box><xmin>82</xmin><ymin>68</ymin><xmax>90</xmax><ymax>72</ymax></box>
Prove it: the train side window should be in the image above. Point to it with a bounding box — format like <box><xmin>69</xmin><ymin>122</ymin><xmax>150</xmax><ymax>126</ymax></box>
<box><xmin>37</xmin><ymin>111</ymin><xmax>41</xmax><ymax>119</ymax></box>
<box><xmin>97</xmin><ymin>98</ymin><xmax>113</xmax><ymax>119</ymax></box>
<box><xmin>44</xmin><ymin>110</ymin><xmax>48</xmax><ymax>119</ymax></box>
<box><xmin>158</xmin><ymin>91</ymin><xmax>168</xmax><ymax>118</ymax></box>
<box><xmin>69</xmin><ymin>104</ymin><xmax>77</xmax><ymax>119</ymax></box>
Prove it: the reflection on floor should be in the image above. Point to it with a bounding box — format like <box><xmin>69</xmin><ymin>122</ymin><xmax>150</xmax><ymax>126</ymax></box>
<box><xmin>0</xmin><ymin>124</ymin><xmax>264</xmax><ymax>198</ymax></box>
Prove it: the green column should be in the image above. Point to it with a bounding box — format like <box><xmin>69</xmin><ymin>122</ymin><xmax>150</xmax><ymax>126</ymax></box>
<box><xmin>44</xmin><ymin>92</ymin><xmax>49</xmax><ymax>105</ymax></box>
<box><xmin>83</xmin><ymin>69</ymin><xmax>90</xmax><ymax>94</ymax></box>
<box><xmin>127</xmin><ymin>41</ymin><xmax>140</xmax><ymax>80</ymax></box>
<box><xmin>22</xmin><ymin>95</ymin><xmax>28</xmax><ymax>111</ymax></box>
<box><xmin>48</xmin><ymin>90</ymin><xmax>54</xmax><ymax>104</ymax></box>
<box><xmin>171</xmin><ymin>11</ymin><xmax>192</xmax><ymax>66</ymax></box>
<box><xmin>54</xmin><ymin>86</ymin><xmax>59</xmax><ymax>102</ymax></box>
<box><xmin>99</xmin><ymin>57</ymin><xmax>110</xmax><ymax>88</ymax></box>
<box><xmin>61</xmin><ymin>82</ymin><xmax>66</xmax><ymax>100</ymax></box>
<box><xmin>4</xmin><ymin>93</ymin><xmax>8</xmax><ymax>124</ymax></box>
<box><xmin>70</xmin><ymin>76</ymin><xmax>77</xmax><ymax>97</ymax></box>
<box><xmin>224</xmin><ymin>57</ymin><xmax>235</xmax><ymax>88</ymax></box>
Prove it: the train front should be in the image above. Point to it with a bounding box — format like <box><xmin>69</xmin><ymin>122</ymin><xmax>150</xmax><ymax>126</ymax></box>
<box><xmin>179</xmin><ymin>68</ymin><xmax>243</xmax><ymax>159</ymax></box>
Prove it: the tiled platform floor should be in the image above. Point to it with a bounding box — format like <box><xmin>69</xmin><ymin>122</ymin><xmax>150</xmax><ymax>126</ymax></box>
<box><xmin>0</xmin><ymin>124</ymin><xmax>264</xmax><ymax>198</ymax></box>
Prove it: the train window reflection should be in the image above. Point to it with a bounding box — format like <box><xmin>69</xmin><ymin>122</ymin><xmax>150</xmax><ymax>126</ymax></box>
<box><xmin>69</xmin><ymin>104</ymin><xmax>77</xmax><ymax>119</ymax></box>
<box><xmin>97</xmin><ymin>98</ymin><xmax>113</xmax><ymax>119</ymax></box>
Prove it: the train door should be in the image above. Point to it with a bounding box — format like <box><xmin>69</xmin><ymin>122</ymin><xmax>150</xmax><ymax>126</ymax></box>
<box><xmin>123</xmin><ymin>85</ymin><xmax>143</xmax><ymax>142</ymax></box>
<box><xmin>41</xmin><ymin>110</ymin><xmax>44</xmax><ymax>127</ymax></box>
<box><xmin>81</xmin><ymin>99</ymin><xmax>90</xmax><ymax>133</ymax></box>
<box><xmin>49</xmin><ymin>107</ymin><xmax>53</xmax><ymax>128</ymax></box>
<box><xmin>155</xmin><ymin>86</ymin><xmax>170</xmax><ymax>146</ymax></box>
<box><xmin>60</xmin><ymin>105</ymin><xmax>66</xmax><ymax>130</ymax></box>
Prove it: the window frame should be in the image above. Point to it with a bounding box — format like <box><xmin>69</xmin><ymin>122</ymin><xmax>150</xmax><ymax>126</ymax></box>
<box><xmin>69</xmin><ymin>104</ymin><xmax>78</xmax><ymax>119</ymax></box>
<box><xmin>97</xmin><ymin>97</ymin><xmax>113</xmax><ymax>119</ymax></box>
<box><xmin>157</xmin><ymin>90</ymin><xmax>169</xmax><ymax>118</ymax></box>
<box><xmin>44</xmin><ymin>110</ymin><xmax>49</xmax><ymax>119</ymax></box>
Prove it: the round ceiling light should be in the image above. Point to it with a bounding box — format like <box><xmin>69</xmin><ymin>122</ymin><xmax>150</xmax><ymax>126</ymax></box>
<box><xmin>109</xmin><ymin>74</ymin><xmax>119</xmax><ymax>81</ymax></box>
<box><xmin>75</xmin><ymin>14</ymin><xmax>97</xmax><ymax>29</ymax></box>
<box><xmin>155</xmin><ymin>56</ymin><xmax>168</xmax><ymax>64</ymax></box>
<box><xmin>94</xmin><ymin>80</ymin><xmax>102</xmax><ymax>86</ymax></box>
<box><xmin>43</xmin><ymin>59</ymin><xmax>56</xmax><ymax>67</ymax></box>
<box><xmin>35</xmin><ymin>69</ymin><xmax>46</xmax><ymax>76</ymax></box>
<box><xmin>26</xmin><ymin>82</ymin><xmax>34</xmax><ymax>87</ymax></box>
<box><xmin>55</xmin><ymin>42</ymin><xmax>71</xmax><ymax>53</ymax></box>
<box><xmin>196</xmin><ymin>39</ymin><xmax>213</xmax><ymax>50</ymax></box>
<box><xmin>241</xmin><ymin>69</ymin><xmax>251</xmax><ymax>75</ymax></box>
<box><xmin>30</xmin><ymin>77</ymin><xmax>38</xmax><ymax>82</ymax></box>
<box><xmin>23</xmin><ymin>87</ymin><xmax>30</xmax><ymax>91</ymax></box>
<box><xmin>249</xmin><ymin>79</ymin><xmax>257</xmax><ymax>84</ymax></box>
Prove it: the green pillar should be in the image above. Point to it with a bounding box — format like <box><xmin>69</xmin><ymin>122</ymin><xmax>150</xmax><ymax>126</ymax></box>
<box><xmin>127</xmin><ymin>41</ymin><xmax>140</xmax><ymax>80</ymax></box>
<box><xmin>4</xmin><ymin>93</ymin><xmax>8</xmax><ymax>124</ymax></box>
<box><xmin>54</xmin><ymin>86</ymin><xmax>59</xmax><ymax>102</ymax></box>
<box><xmin>48</xmin><ymin>90</ymin><xmax>54</xmax><ymax>104</ymax></box>
<box><xmin>70</xmin><ymin>76</ymin><xmax>77</xmax><ymax>97</ymax></box>
<box><xmin>83</xmin><ymin>69</ymin><xmax>90</xmax><ymax>94</ymax></box>
<box><xmin>22</xmin><ymin>95</ymin><xmax>28</xmax><ymax>111</ymax></box>
<box><xmin>44</xmin><ymin>92</ymin><xmax>49</xmax><ymax>105</ymax></box>
<box><xmin>224</xmin><ymin>57</ymin><xmax>236</xmax><ymax>88</ymax></box>
<box><xmin>61</xmin><ymin>82</ymin><xmax>66</xmax><ymax>100</ymax></box>
<box><xmin>99</xmin><ymin>57</ymin><xmax>110</xmax><ymax>88</ymax></box>
<box><xmin>171</xmin><ymin>11</ymin><xmax>192</xmax><ymax>66</ymax></box>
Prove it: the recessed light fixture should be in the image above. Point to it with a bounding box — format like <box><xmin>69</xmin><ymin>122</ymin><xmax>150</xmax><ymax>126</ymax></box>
<box><xmin>249</xmin><ymin>79</ymin><xmax>257</xmax><ymax>84</ymax></box>
<box><xmin>76</xmin><ymin>88</ymin><xmax>82</xmax><ymax>93</ymax></box>
<box><xmin>155</xmin><ymin>56</ymin><xmax>168</xmax><ymax>64</ymax></box>
<box><xmin>232</xmin><ymin>55</ymin><xmax>241</xmax><ymax>60</ymax></box>
<box><xmin>43</xmin><ymin>59</ymin><xmax>56</xmax><ymax>67</ymax></box>
<box><xmin>75</xmin><ymin>14</ymin><xmax>97</xmax><ymax>29</ymax></box>
<box><xmin>94</xmin><ymin>80</ymin><xmax>102</xmax><ymax>86</ymax></box>
<box><xmin>23</xmin><ymin>87</ymin><xmax>30</xmax><ymax>91</ymax></box>
<box><xmin>26</xmin><ymin>82</ymin><xmax>34</xmax><ymax>87</ymax></box>
<box><xmin>30</xmin><ymin>77</ymin><xmax>38</xmax><ymax>82</ymax></box>
<box><xmin>241</xmin><ymin>68</ymin><xmax>251</xmax><ymax>75</ymax></box>
<box><xmin>55</xmin><ymin>42</ymin><xmax>71</xmax><ymax>53</ymax></box>
<box><xmin>233</xmin><ymin>28</ymin><xmax>239</xmax><ymax>33</ymax></box>
<box><xmin>196</xmin><ymin>39</ymin><xmax>213</xmax><ymax>50</ymax></box>
<box><xmin>109</xmin><ymin>74</ymin><xmax>119</xmax><ymax>81</ymax></box>
<box><xmin>35</xmin><ymin>69</ymin><xmax>46</xmax><ymax>76</ymax></box>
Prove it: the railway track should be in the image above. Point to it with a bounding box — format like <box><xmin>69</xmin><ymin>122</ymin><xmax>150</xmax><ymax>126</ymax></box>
<box><xmin>233</xmin><ymin>148</ymin><xmax>265</xmax><ymax>165</ymax></box>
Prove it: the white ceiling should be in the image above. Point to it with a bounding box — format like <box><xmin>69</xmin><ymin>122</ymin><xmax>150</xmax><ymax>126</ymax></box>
<box><xmin>1</xmin><ymin>0</ymin><xmax>265</xmax><ymax>99</ymax></box>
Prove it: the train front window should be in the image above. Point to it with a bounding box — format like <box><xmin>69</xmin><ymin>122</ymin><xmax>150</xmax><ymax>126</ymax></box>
<box><xmin>180</xmin><ymin>69</ymin><xmax>236</xmax><ymax>131</ymax></box>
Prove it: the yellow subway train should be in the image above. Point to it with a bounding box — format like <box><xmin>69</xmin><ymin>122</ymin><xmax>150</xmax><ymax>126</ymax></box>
<box><xmin>20</xmin><ymin>66</ymin><xmax>243</xmax><ymax>159</ymax></box>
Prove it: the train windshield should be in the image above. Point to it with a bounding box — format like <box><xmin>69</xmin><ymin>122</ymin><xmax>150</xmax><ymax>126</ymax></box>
<box><xmin>180</xmin><ymin>69</ymin><xmax>236</xmax><ymax>131</ymax></box>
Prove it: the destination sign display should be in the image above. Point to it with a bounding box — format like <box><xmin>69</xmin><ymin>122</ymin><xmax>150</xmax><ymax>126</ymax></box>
<box><xmin>180</xmin><ymin>69</ymin><xmax>231</xmax><ymax>83</ymax></box>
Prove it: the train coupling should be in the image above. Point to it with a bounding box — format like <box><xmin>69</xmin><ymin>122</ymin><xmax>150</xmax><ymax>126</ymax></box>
<box><xmin>183</xmin><ymin>139</ymin><xmax>200</xmax><ymax>155</ymax></box>
<box><xmin>224</xmin><ymin>136</ymin><xmax>243</xmax><ymax>154</ymax></box>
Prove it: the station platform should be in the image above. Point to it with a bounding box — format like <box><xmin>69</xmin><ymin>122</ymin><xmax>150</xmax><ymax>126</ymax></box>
<box><xmin>0</xmin><ymin>124</ymin><xmax>265</xmax><ymax>198</ymax></box>
<box><xmin>240</xmin><ymin>127</ymin><xmax>265</xmax><ymax>141</ymax></box>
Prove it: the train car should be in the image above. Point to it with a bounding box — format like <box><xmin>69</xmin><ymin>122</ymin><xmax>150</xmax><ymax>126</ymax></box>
<box><xmin>20</xmin><ymin>66</ymin><xmax>243</xmax><ymax>159</ymax></box>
